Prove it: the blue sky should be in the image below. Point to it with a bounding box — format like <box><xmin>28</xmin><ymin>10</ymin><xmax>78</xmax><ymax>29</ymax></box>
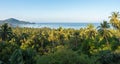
<box><xmin>0</xmin><ymin>0</ymin><xmax>120</xmax><ymax>23</ymax></box>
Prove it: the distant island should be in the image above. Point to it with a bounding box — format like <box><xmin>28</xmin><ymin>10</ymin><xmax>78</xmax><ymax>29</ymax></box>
<box><xmin>0</xmin><ymin>18</ymin><xmax>34</xmax><ymax>27</ymax></box>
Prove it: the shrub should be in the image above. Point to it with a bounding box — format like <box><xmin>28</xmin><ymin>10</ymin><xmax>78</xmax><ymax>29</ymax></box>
<box><xmin>96</xmin><ymin>50</ymin><xmax>120</xmax><ymax>64</ymax></box>
<box><xmin>37</xmin><ymin>48</ymin><xmax>100</xmax><ymax>64</ymax></box>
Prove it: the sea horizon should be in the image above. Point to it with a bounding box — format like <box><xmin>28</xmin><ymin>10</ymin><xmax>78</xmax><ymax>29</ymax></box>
<box><xmin>19</xmin><ymin>23</ymin><xmax>100</xmax><ymax>29</ymax></box>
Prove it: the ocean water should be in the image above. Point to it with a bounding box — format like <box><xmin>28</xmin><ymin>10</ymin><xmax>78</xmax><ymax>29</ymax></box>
<box><xmin>19</xmin><ymin>23</ymin><xmax>100</xmax><ymax>29</ymax></box>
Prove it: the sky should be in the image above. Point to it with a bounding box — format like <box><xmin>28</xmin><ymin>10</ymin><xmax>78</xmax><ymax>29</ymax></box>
<box><xmin>0</xmin><ymin>0</ymin><xmax>120</xmax><ymax>23</ymax></box>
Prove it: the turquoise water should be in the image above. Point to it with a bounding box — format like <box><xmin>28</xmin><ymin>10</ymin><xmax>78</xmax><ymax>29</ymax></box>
<box><xmin>19</xmin><ymin>23</ymin><xmax>100</xmax><ymax>29</ymax></box>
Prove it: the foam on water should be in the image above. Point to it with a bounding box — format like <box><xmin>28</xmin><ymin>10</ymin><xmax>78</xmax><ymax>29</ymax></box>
<box><xmin>19</xmin><ymin>23</ymin><xmax>100</xmax><ymax>29</ymax></box>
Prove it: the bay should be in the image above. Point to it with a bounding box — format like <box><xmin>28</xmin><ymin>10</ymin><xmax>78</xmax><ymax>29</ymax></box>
<box><xmin>18</xmin><ymin>23</ymin><xmax>100</xmax><ymax>29</ymax></box>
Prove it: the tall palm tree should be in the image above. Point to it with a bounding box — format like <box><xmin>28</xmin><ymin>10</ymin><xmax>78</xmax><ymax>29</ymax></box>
<box><xmin>10</xmin><ymin>48</ymin><xmax>36</xmax><ymax>64</ymax></box>
<box><xmin>59</xmin><ymin>33</ymin><xmax>65</xmax><ymax>45</ymax></box>
<box><xmin>109</xmin><ymin>12</ymin><xmax>120</xmax><ymax>30</ymax></box>
<box><xmin>85</xmin><ymin>24</ymin><xmax>97</xmax><ymax>39</ymax></box>
<box><xmin>10</xmin><ymin>49</ymin><xmax>24</xmax><ymax>64</ymax></box>
<box><xmin>0</xmin><ymin>23</ymin><xmax>13</xmax><ymax>41</ymax></box>
<box><xmin>97</xmin><ymin>21</ymin><xmax>111</xmax><ymax>46</ymax></box>
<box><xmin>73</xmin><ymin>30</ymin><xmax>80</xmax><ymax>48</ymax></box>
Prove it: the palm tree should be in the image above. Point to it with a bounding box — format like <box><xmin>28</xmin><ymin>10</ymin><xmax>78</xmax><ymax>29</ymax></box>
<box><xmin>109</xmin><ymin>12</ymin><xmax>120</xmax><ymax>30</ymax></box>
<box><xmin>10</xmin><ymin>49</ymin><xmax>24</xmax><ymax>64</ymax></box>
<box><xmin>0</xmin><ymin>23</ymin><xmax>13</xmax><ymax>41</ymax></box>
<box><xmin>73</xmin><ymin>30</ymin><xmax>80</xmax><ymax>48</ymax></box>
<box><xmin>10</xmin><ymin>48</ymin><xmax>36</xmax><ymax>64</ymax></box>
<box><xmin>59</xmin><ymin>33</ymin><xmax>65</xmax><ymax>45</ymax></box>
<box><xmin>86</xmin><ymin>24</ymin><xmax>97</xmax><ymax>39</ymax></box>
<box><xmin>97</xmin><ymin>21</ymin><xmax>111</xmax><ymax>46</ymax></box>
<box><xmin>48</xmin><ymin>31</ymin><xmax>57</xmax><ymax>52</ymax></box>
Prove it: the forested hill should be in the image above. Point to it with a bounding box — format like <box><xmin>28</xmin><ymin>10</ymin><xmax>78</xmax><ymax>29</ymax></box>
<box><xmin>0</xmin><ymin>18</ymin><xmax>34</xmax><ymax>26</ymax></box>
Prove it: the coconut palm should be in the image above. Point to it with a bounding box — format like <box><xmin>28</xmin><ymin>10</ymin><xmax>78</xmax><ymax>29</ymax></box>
<box><xmin>85</xmin><ymin>24</ymin><xmax>97</xmax><ymax>39</ymax></box>
<box><xmin>109</xmin><ymin>12</ymin><xmax>120</xmax><ymax>30</ymax></box>
<box><xmin>0</xmin><ymin>23</ymin><xmax>13</xmax><ymax>41</ymax></box>
<box><xmin>10</xmin><ymin>49</ymin><xmax>24</xmax><ymax>64</ymax></box>
<box><xmin>73</xmin><ymin>30</ymin><xmax>80</xmax><ymax>48</ymax></box>
<box><xmin>97</xmin><ymin>21</ymin><xmax>111</xmax><ymax>46</ymax></box>
<box><xmin>10</xmin><ymin>48</ymin><xmax>36</xmax><ymax>64</ymax></box>
<box><xmin>59</xmin><ymin>33</ymin><xmax>65</xmax><ymax>45</ymax></box>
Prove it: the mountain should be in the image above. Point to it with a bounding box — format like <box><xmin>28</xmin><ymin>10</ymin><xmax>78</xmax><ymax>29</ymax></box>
<box><xmin>0</xmin><ymin>18</ymin><xmax>34</xmax><ymax>26</ymax></box>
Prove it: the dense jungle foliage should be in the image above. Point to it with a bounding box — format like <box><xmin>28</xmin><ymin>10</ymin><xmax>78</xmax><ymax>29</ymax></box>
<box><xmin>1</xmin><ymin>12</ymin><xmax>120</xmax><ymax>64</ymax></box>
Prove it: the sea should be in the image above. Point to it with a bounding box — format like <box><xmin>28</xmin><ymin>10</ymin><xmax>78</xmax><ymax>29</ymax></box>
<box><xmin>19</xmin><ymin>23</ymin><xmax>100</xmax><ymax>29</ymax></box>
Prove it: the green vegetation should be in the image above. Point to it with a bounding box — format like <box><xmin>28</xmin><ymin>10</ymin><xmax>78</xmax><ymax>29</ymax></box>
<box><xmin>0</xmin><ymin>12</ymin><xmax>120</xmax><ymax>64</ymax></box>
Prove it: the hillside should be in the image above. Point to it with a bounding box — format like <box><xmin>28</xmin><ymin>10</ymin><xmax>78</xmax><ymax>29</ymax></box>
<box><xmin>0</xmin><ymin>18</ymin><xmax>34</xmax><ymax>26</ymax></box>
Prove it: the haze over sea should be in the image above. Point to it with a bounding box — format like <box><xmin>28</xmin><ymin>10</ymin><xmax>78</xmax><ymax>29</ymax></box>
<box><xmin>19</xmin><ymin>23</ymin><xmax>100</xmax><ymax>29</ymax></box>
